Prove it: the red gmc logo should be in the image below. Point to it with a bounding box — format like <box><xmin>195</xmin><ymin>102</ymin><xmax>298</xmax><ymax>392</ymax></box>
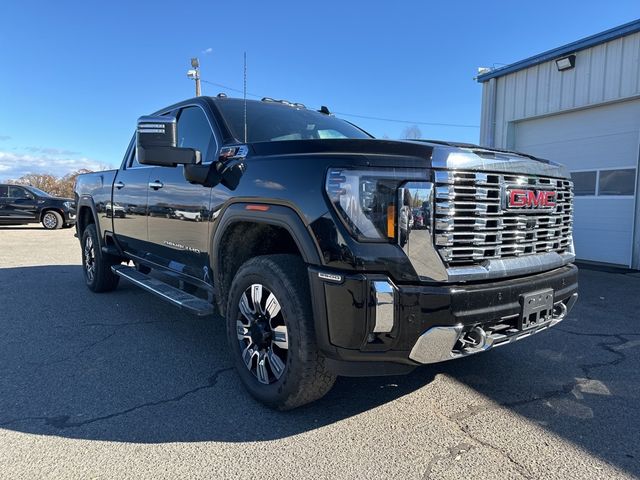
<box><xmin>507</xmin><ymin>189</ymin><xmax>557</xmax><ymax>209</ymax></box>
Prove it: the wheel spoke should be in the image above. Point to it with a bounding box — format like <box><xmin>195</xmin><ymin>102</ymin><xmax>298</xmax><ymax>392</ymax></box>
<box><xmin>267</xmin><ymin>348</ymin><xmax>286</xmax><ymax>379</ymax></box>
<box><xmin>239</xmin><ymin>293</ymin><xmax>254</xmax><ymax>322</ymax></box>
<box><xmin>256</xmin><ymin>351</ymin><xmax>269</xmax><ymax>384</ymax></box>
<box><xmin>236</xmin><ymin>320</ymin><xmax>250</xmax><ymax>340</ymax></box>
<box><xmin>241</xmin><ymin>344</ymin><xmax>256</xmax><ymax>370</ymax></box>
<box><xmin>251</xmin><ymin>284</ymin><xmax>264</xmax><ymax>314</ymax></box>
<box><xmin>272</xmin><ymin>325</ymin><xmax>289</xmax><ymax>350</ymax></box>
<box><xmin>265</xmin><ymin>292</ymin><xmax>281</xmax><ymax>321</ymax></box>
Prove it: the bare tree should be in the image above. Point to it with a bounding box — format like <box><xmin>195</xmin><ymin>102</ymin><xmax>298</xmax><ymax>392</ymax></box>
<box><xmin>6</xmin><ymin>169</ymin><xmax>94</xmax><ymax>198</ymax></box>
<box><xmin>401</xmin><ymin>125</ymin><xmax>422</xmax><ymax>140</ymax></box>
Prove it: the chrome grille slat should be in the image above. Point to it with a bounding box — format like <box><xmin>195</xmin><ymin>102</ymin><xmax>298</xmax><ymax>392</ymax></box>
<box><xmin>434</xmin><ymin>170</ymin><xmax>574</xmax><ymax>265</ymax></box>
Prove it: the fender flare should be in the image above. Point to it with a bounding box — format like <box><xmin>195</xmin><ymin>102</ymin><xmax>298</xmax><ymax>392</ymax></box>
<box><xmin>211</xmin><ymin>202</ymin><xmax>322</xmax><ymax>267</ymax></box>
<box><xmin>76</xmin><ymin>196</ymin><xmax>104</xmax><ymax>249</ymax></box>
<box><xmin>210</xmin><ymin>202</ymin><xmax>323</xmax><ymax>302</ymax></box>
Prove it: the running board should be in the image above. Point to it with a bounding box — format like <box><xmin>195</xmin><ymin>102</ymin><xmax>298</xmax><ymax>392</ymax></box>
<box><xmin>111</xmin><ymin>265</ymin><xmax>214</xmax><ymax>316</ymax></box>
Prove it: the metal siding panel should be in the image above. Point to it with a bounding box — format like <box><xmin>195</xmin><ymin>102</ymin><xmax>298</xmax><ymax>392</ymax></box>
<box><xmin>620</xmin><ymin>32</ymin><xmax>640</xmax><ymax>97</ymax></box>
<box><xmin>588</xmin><ymin>43</ymin><xmax>607</xmax><ymax>104</ymax></box>
<box><xmin>604</xmin><ymin>37</ymin><xmax>624</xmax><ymax>101</ymax></box>
<box><xmin>573</xmin><ymin>48</ymin><xmax>592</xmax><ymax>106</ymax></box>
<box><xmin>536</xmin><ymin>61</ymin><xmax>552</xmax><ymax>115</ymax></box>
<box><xmin>494</xmin><ymin>78</ymin><xmax>505</xmax><ymax>147</ymax></box>
<box><xmin>548</xmin><ymin>62</ymin><xmax>563</xmax><ymax>113</ymax></box>
<box><xmin>560</xmin><ymin>62</ymin><xmax>577</xmax><ymax>110</ymax></box>
<box><xmin>514</xmin><ymin>70</ymin><xmax>527</xmax><ymax>119</ymax></box>
<box><xmin>525</xmin><ymin>65</ymin><xmax>539</xmax><ymax>117</ymax></box>
<box><xmin>479</xmin><ymin>82</ymin><xmax>489</xmax><ymax>144</ymax></box>
<box><xmin>504</xmin><ymin>73</ymin><xmax>516</xmax><ymax>121</ymax></box>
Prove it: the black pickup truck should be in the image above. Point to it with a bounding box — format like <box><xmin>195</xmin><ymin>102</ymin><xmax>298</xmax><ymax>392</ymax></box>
<box><xmin>0</xmin><ymin>184</ymin><xmax>76</xmax><ymax>229</ymax></box>
<box><xmin>75</xmin><ymin>96</ymin><xmax>578</xmax><ymax>409</ymax></box>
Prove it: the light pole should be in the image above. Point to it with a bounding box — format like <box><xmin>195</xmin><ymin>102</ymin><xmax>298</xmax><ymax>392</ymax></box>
<box><xmin>187</xmin><ymin>57</ymin><xmax>201</xmax><ymax>97</ymax></box>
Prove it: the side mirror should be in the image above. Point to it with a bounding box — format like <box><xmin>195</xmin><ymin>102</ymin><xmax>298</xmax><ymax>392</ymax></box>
<box><xmin>137</xmin><ymin>115</ymin><xmax>201</xmax><ymax>167</ymax></box>
<box><xmin>183</xmin><ymin>145</ymin><xmax>247</xmax><ymax>189</ymax></box>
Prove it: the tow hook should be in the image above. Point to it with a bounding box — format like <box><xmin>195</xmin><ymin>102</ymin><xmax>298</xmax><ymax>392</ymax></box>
<box><xmin>459</xmin><ymin>326</ymin><xmax>487</xmax><ymax>352</ymax></box>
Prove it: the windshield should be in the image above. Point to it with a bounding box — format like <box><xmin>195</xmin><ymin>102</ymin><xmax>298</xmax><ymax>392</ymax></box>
<box><xmin>215</xmin><ymin>99</ymin><xmax>372</xmax><ymax>143</ymax></box>
<box><xmin>26</xmin><ymin>186</ymin><xmax>53</xmax><ymax>197</ymax></box>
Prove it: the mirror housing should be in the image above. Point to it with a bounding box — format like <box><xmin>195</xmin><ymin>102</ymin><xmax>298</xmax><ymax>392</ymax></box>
<box><xmin>137</xmin><ymin>115</ymin><xmax>200</xmax><ymax>167</ymax></box>
<box><xmin>183</xmin><ymin>145</ymin><xmax>247</xmax><ymax>189</ymax></box>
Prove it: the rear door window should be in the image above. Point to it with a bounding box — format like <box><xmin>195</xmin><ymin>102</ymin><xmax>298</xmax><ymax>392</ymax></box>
<box><xmin>9</xmin><ymin>186</ymin><xmax>32</xmax><ymax>199</ymax></box>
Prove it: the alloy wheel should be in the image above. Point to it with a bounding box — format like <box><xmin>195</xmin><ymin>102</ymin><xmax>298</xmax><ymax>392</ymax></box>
<box><xmin>43</xmin><ymin>212</ymin><xmax>57</xmax><ymax>229</ymax></box>
<box><xmin>236</xmin><ymin>283</ymin><xmax>288</xmax><ymax>385</ymax></box>
<box><xmin>84</xmin><ymin>235</ymin><xmax>96</xmax><ymax>282</ymax></box>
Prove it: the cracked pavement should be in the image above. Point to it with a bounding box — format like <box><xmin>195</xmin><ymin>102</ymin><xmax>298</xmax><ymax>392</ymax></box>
<box><xmin>0</xmin><ymin>226</ymin><xmax>638</xmax><ymax>479</ymax></box>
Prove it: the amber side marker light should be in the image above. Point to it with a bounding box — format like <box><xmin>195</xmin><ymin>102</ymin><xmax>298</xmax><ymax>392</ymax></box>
<box><xmin>387</xmin><ymin>204</ymin><xmax>395</xmax><ymax>238</ymax></box>
<box><xmin>245</xmin><ymin>204</ymin><xmax>270</xmax><ymax>212</ymax></box>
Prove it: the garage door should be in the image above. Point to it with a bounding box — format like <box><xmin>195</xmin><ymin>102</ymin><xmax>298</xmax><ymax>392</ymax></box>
<box><xmin>513</xmin><ymin>100</ymin><xmax>640</xmax><ymax>267</ymax></box>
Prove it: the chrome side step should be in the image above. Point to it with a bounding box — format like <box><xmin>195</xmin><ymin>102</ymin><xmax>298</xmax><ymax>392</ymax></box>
<box><xmin>111</xmin><ymin>265</ymin><xmax>214</xmax><ymax>316</ymax></box>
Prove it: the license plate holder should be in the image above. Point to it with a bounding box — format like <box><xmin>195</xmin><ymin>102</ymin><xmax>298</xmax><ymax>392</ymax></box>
<box><xmin>518</xmin><ymin>289</ymin><xmax>554</xmax><ymax>330</ymax></box>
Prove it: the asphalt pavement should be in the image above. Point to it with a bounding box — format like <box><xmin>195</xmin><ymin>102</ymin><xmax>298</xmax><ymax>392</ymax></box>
<box><xmin>0</xmin><ymin>225</ymin><xmax>638</xmax><ymax>479</ymax></box>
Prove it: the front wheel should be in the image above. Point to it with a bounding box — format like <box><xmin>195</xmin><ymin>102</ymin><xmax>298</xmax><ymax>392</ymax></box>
<box><xmin>226</xmin><ymin>254</ymin><xmax>336</xmax><ymax>410</ymax></box>
<box><xmin>81</xmin><ymin>224</ymin><xmax>120</xmax><ymax>292</ymax></box>
<box><xmin>42</xmin><ymin>211</ymin><xmax>63</xmax><ymax>229</ymax></box>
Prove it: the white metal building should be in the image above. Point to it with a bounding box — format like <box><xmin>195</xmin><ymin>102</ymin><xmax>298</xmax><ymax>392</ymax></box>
<box><xmin>478</xmin><ymin>19</ymin><xmax>640</xmax><ymax>269</ymax></box>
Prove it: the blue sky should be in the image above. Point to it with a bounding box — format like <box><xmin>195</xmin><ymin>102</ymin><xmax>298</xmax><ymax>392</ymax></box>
<box><xmin>0</xmin><ymin>1</ymin><xmax>638</xmax><ymax>179</ymax></box>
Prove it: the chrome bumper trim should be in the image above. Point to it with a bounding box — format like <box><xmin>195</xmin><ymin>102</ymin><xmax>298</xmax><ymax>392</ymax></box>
<box><xmin>409</xmin><ymin>293</ymin><xmax>578</xmax><ymax>365</ymax></box>
<box><xmin>446</xmin><ymin>251</ymin><xmax>576</xmax><ymax>282</ymax></box>
<box><xmin>371</xmin><ymin>280</ymin><xmax>396</xmax><ymax>333</ymax></box>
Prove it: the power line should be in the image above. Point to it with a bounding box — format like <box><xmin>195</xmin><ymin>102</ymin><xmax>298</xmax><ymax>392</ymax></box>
<box><xmin>331</xmin><ymin>112</ymin><xmax>480</xmax><ymax>129</ymax></box>
<box><xmin>200</xmin><ymin>79</ymin><xmax>480</xmax><ymax>129</ymax></box>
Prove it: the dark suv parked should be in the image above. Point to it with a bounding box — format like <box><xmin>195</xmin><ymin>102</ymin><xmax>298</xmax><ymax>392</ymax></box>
<box><xmin>0</xmin><ymin>184</ymin><xmax>76</xmax><ymax>229</ymax></box>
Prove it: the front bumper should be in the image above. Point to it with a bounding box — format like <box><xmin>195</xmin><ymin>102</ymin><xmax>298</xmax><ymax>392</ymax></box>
<box><xmin>63</xmin><ymin>209</ymin><xmax>77</xmax><ymax>225</ymax></box>
<box><xmin>309</xmin><ymin>264</ymin><xmax>578</xmax><ymax>374</ymax></box>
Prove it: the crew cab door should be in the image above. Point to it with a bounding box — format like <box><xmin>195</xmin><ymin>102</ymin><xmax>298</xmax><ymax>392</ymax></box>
<box><xmin>146</xmin><ymin>105</ymin><xmax>217</xmax><ymax>281</ymax></box>
<box><xmin>6</xmin><ymin>186</ymin><xmax>38</xmax><ymax>221</ymax></box>
<box><xmin>111</xmin><ymin>142</ymin><xmax>153</xmax><ymax>257</ymax></box>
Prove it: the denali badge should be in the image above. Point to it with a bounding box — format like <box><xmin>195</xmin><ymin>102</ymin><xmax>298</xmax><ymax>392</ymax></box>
<box><xmin>507</xmin><ymin>189</ymin><xmax>556</xmax><ymax>209</ymax></box>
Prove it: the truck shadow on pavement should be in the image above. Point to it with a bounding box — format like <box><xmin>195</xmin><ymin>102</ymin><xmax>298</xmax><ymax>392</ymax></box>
<box><xmin>0</xmin><ymin>265</ymin><xmax>638</xmax><ymax>476</ymax></box>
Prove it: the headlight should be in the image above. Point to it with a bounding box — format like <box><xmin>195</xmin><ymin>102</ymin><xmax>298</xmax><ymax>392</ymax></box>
<box><xmin>326</xmin><ymin>168</ymin><xmax>425</xmax><ymax>241</ymax></box>
<box><xmin>63</xmin><ymin>201</ymin><xmax>73</xmax><ymax>209</ymax></box>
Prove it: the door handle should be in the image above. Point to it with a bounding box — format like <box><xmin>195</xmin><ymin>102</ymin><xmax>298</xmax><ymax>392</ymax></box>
<box><xmin>114</xmin><ymin>181</ymin><xmax>125</xmax><ymax>189</ymax></box>
<box><xmin>149</xmin><ymin>181</ymin><xmax>164</xmax><ymax>190</ymax></box>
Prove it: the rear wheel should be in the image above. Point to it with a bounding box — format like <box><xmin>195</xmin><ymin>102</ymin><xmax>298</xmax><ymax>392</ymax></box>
<box><xmin>81</xmin><ymin>224</ymin><xmax>120</xmax><ymax>292</ymax></box>
<box><xmin>42</xmin><ymin>211</ymin><xmax>63</xmax><ymax>229</ymax></box>
<box><xmin>226</xmin><ymin>254</ymin><xmax>336</xmax><ymax>410</ymax></box>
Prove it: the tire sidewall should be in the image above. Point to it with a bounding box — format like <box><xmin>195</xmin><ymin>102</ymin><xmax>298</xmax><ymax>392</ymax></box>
<box><xmin>81</xmin><ymin>224</ymin><xmax>103</xmax><ymax>291</ymax></box>
<box><xmin>42</xmin><ymin>211</ymin><xmax>61</xmax><ymax>229</ymax></box>
<box><xmin>226</xmin><ymin>265</ymin><xmax>308</xmax><ymax>406</ymax></box>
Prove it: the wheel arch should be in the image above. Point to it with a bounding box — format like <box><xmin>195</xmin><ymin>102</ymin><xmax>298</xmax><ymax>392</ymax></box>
<box><xmin>211</xmin><ymin>203</ymin><xmax>322</xmax><ymax>316</ymax></box>
<box><xmin>39</xmin><ymin>207</ymin><xmax>65</xmax><ymax>222</ymax></box>
<box><xmin>76</xmin><ymin>197</ymin><xmax>103</xmax><ymax>249</ymax></box>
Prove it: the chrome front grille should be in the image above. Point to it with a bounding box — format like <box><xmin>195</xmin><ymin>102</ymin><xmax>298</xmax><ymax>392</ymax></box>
<box><xmin>434</xmin><ymin>170</ymin><xmax>573</xmax><ymax>265</ymax></box>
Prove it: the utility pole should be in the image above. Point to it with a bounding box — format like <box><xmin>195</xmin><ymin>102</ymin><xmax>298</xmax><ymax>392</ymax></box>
<box><xmin>187</xmin><ymin>57</ymin><xmax>201</xmax><ymax>97</ymax></box>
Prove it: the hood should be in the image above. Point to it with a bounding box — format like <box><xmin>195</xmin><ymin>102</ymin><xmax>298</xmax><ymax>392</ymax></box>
<box><xmin>248</xmin><ymin>138</ymin><xmax>569</xmax><ymax>178</ymax></box>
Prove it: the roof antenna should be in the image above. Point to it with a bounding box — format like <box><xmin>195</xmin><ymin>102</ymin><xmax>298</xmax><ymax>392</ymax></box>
<box><xmin>243</xmin><ymin>51</ymin><xmax>247</xmax><ymax>143</ymax></box>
